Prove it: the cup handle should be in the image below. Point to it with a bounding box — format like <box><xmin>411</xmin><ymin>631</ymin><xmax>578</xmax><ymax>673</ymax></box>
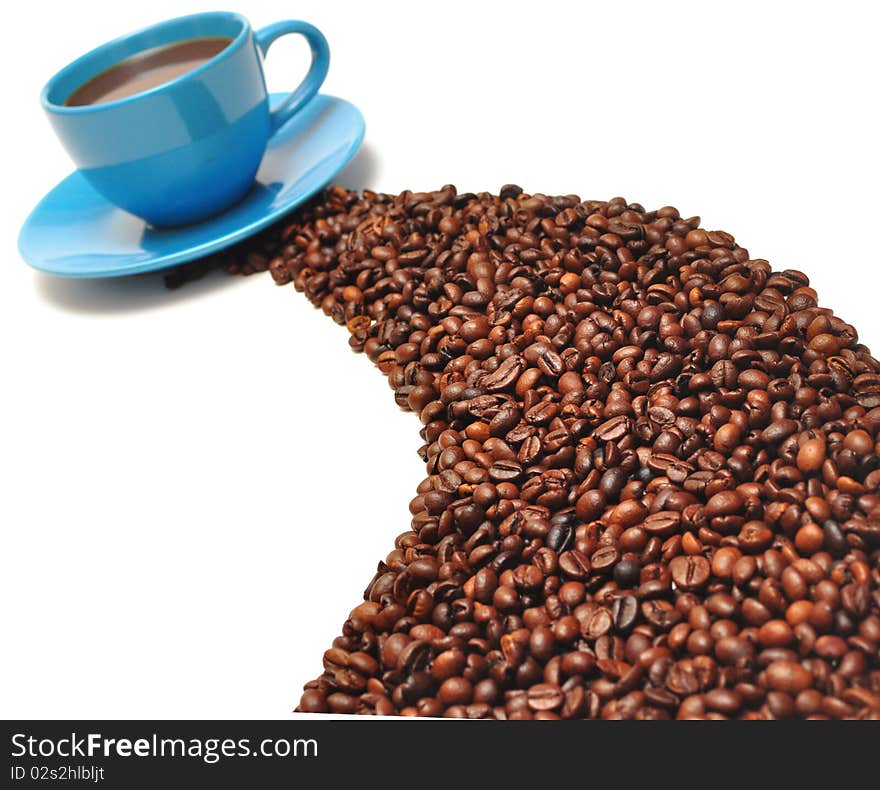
<box><xmin>254</xmin><ymin>21</ymin><xmax>330</xmax><ymax>134</ymax></box>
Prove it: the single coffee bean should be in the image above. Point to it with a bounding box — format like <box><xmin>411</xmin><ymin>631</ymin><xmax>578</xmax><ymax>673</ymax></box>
<box><xmin>582</xmin><ymin>608</ymin><xmax>613</xmax><ymax>640</ymax></box>
<box><xmin>613</xmin><ymin>559</ymin><xmax>641</xmax><ymax>588</ymax></box>
<box><xmin>546</xmin><ymin>520</ymin><xmax>575</xmax><ymax>553</ymax></box>
<box><xmin>483</xmin><ymin>356</ymin><xmax>525</xmax><ymax>392</ymax></box>
<box><xmin>612</xmin><ymin>595</ymin><xmax>639</xmax><ymax>632</ymax></box>
<box><xmin>558</xmin><ymin>550</ymin><xmax>591</xmax><ymax>581</ymax></box>
<box><xmin>765</xmin><ymin>660</ymin><xmax>813</xmax><ymax>694</ymax></box>
<box><xmin>489</xmin><ymin>459</ymin><xmax>523</xmax><ymax>482</ymax></box>
<box><xmin>437</xmin><ymin>677</ymin><xmax>474</xmax><ymax>706</ymax></box>
<box><xmin>591</xmin><ymin>545</ymin><xmax>620</xmax><ymax>572</ymax></box>
<box><xmin>593</xmin><ymin>416</ymin><xmax>630</xmax><ymax>442</ymax></box>
<box><xmin>822</xmin><ymin>520</ymin><xmax>847</xmax><ymax>557</ymax></box>
<box><xmin>669</xmin><ymin>555</ymin><xmax>711</xmax><ymax>591</ymax></box>
<box><xmin>526</xmin><ymin>683</ymin><xmax>564</xmax><ymax>711</ymax></box>
<box><xmin>642</xmin><ymin>511</ymin><xmax>681</xmax><ymax>536</ymax></box>
<box><xmin>796</xmin><ymin>438</ymin><xmax>826</xmax><ymax>473</ymax></box>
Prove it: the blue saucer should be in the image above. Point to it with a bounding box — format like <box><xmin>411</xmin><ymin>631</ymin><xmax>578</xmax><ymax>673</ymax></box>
<box><xmin>18</xmin><ymin>94</ymin><xmax>365</xmax><ymax>278</ymax></box>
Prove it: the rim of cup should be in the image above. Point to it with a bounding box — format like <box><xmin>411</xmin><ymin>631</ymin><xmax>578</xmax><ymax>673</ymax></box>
<box><xmin>41</xmin><ymin>11</ymin><xmax>249</xmax><ymax>115</ymax></box>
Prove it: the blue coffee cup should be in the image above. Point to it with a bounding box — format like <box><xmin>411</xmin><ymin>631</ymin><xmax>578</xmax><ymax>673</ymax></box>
<box><xmin>41</xmin><ymin>12</ymin><xmax>330</xmax><ymax>227</ymax></box>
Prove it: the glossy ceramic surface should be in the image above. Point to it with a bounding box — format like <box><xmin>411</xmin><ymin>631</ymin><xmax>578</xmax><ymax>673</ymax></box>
<box><xmin>41</xmin><ymin>12</ymin><xmax>330</xmax><ymax>226</ymax></box>
<box><xmin>19</xmin><ymin>94</ymin><xmax>364</xmax><ymax>278</ymax></box>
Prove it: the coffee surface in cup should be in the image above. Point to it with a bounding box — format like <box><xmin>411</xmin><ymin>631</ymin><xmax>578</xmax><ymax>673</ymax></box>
<box><xmin>65</xmin><ymin>37</ymin><xmax>232</xmax><ymax>107</ymax></box>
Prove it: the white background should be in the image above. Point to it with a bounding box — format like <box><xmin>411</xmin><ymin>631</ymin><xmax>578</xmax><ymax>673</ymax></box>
<box><xmin>1</xmin><ymin>0</ymin><xmax>878</xmax><ymax>719</ymax></box>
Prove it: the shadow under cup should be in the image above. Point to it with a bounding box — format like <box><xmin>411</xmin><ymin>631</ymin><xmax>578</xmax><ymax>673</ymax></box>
<box><xmin>41</xmin><ymin>13</ymin><xmax>273</xmax><ymax>227</ymax></box>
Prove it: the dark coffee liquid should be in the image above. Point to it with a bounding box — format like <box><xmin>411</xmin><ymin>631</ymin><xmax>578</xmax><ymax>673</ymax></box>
<box><xmin>65</xmin><ymin>37</ymin><xmax>232</xmax><ymax>106</ymax></box>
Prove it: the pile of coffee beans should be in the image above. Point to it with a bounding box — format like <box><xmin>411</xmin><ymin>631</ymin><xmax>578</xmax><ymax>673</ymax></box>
<box><xmin>187</xmin><ymin>185</ymin><xmax>880</xmax><ymax>718</ymax></box>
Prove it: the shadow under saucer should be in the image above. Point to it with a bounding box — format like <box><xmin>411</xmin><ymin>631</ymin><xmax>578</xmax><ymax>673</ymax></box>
<box><xmin>33</xmin><ymin>265</ymin><xmax>243</xmax><ymax>316</ymax></box>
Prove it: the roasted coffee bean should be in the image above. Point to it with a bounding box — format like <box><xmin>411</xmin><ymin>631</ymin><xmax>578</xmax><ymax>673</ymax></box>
<box><xmin>765</xmin><ymin>660</ymin><xmax>813</xmax><ymax>694</ymax></box>
<box><xmin>797</xmin><ymin>438</ymin><xmax>826</xmax><ymax>473</ymax></box>
<box><xmin>593</xmin><ymin>416</ymin><xmax>630</xmax><ymax>442</ymax></box>
<box><xmin>582</xmin><ymin>608</ymin><xmax>613</xmax><ymax>640</ymax></box>
<box><xmin>613</xmin><ymin>559</ymin><xmax>641</xmax><ymax>588</ymax></box>
<box><xmin>559</xmin><ymin>550</ymin><xmax>591</xmax><ymax>581</ymax></box>
<box><xmin>591</xmin><ymin>545</ymin><xmax>620</xmax><ymax>572</ymax></box>
<box><xmin>437</xmin><ymin>677</ymin><xmax>473</xmax><ymax>706</ymax></box>
<box><xmin>670</xmin><ymin>555</ymin><xmax>711</xmax><ymax>591</ymax></box>
<box><xmin>537</xmin><ymin>350</ymin><xmax>564</xmax><ymax>379</ymax></box>
<box><xmin>823</xmin><ymin>520</ymin><xmax>848</xmax><ymax>557</ymax></box>
<box><xmin>484</xmin><ymin>356</ymin><xmax>526</xmax><ymax>392</ymax></box>
<box><xmin>546</xmin><ymin>520</ymin><xmax>575</xmax><ymax>553</ymax></box>
<box><xmin>192</xmin><ymin>186</ymin><xmax>880</xmax><ymax>720</ymax></box>
<box><xmin>489</xmin><ymin>459</ymin><xmax>523</xmax><ymax>482</ymax></box>
<box><xmin>526</xmin><ymin>683</ymin><xmax>564</xmax><ymax>711</ymax></box>
<box><xmin>612</xmin><ymin>595</ymin><xmax>639</xmax><ymax>632</ymax></box>
<box><xmin>665</xmin><ymin>663</ymin><xmax>700</xmax><ymax>696</ymax></box>
<box><xmin>643</xmin><ymin>511</ymin><xmax>681</xmax><ymax>536</ymax></box>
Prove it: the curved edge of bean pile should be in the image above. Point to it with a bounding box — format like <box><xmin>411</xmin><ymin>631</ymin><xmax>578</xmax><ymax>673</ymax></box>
<box><xmin>170</xmin><ymin>185</ymin><xmax>880</xmax><ymax>719</ymax></box>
